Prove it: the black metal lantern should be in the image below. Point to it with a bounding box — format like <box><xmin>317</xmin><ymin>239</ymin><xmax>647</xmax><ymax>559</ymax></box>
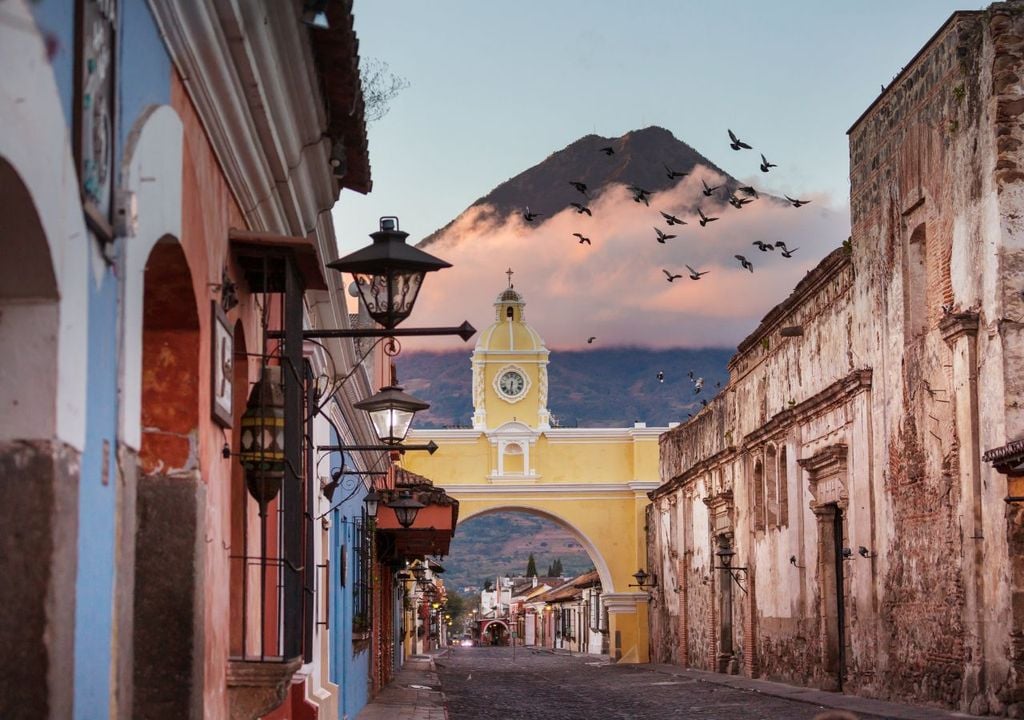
<box><xmin>411</xmin><ymin>564</ymin><xmax>427</xmax><ymax>582</ymax></box>
<box><xmin>387</xmin><ymin>490</ymin><xmax>425</xmax><ymax>529</ymax></box>
<box><xmin>363</xmin><ymin>488</ymin><xmax>381</xmax><ymax>518</ymax></box>
<box><xmin>716</xmin><ymin>545</ymin><xmax>736</xmax><ymax>568</ymax></box>
<box><xmin>239</xmin><ymin>366</ymin><xmax>286</xmax><ymax>509</ymax></box>
<box><xmin>629</xmin><ymin>568</ymin><xmax>657</xmax><ymax>590</ymax></box>
<box><xmin>354</xmin><ymin>384</ymin><xmax>430</xmax><ymax>445</ymax></box>
<box><xmin>326</xmin><ymin>216</ymin><xmax>452</xmax><ymax>330</ymax></box>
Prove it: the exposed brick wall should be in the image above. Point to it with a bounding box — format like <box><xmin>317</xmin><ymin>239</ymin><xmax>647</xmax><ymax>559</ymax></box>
<box><xmin>877</xmin><ymin>414</ymin><xmax>965</xmax><ymax>706</ymax></box>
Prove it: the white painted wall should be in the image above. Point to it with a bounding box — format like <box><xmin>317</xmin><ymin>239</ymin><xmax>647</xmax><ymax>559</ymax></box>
<box><xmin>0</xmin><ymin>0</ymin><xmax>89</xmax><ymax>449</ymax></box>
<box><xmin>118</xmin><ymin>105</ymin><xmax>184</xmax><ymax>451</ymax></box>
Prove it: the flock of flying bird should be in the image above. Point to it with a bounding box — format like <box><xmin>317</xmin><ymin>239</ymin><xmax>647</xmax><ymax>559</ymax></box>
<box><xmin>520</xmin><ymin>129</ymin><xmax>813</xmax><ymax>396</ymax></box>
<box><xmin>521</xmin><ymin>128</ymin><xmax>811</xmax><ymax>285</ymax></box>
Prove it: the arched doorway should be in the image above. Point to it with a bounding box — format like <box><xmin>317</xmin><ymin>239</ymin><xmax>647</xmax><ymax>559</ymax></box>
<box><xmin>0</xmin><ymin>156</ymin><xmax>76</xmax><ymax>718</ymax></box>
<box><xmin>132</xmin><ymin>238</ymin><xmax>204</xmax><ymax>719</ymax></box>
<box><xmin>481</xmin><ymin>620</ymin><xmax>510</xmax><ymax>646</ymax></box>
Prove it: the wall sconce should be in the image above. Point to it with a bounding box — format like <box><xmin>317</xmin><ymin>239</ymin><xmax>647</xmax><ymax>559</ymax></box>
<box><xmin>789</xmin><ymin>555</ymin><xmax>806</xmax><ymax>568</ymax></box>
<box><xmin>329</xmin><ymin>137</ymin><xmax>346</xmax><ymax>177</ymax></box>
<box><xmin>628</xmin><ymin>568</ymin><xmax>657</xmax><ymax>590</ymax></box>
<box><xmin>301</xmin><ymin>0</ymin><xmax>329</xmax><ymax>28</ymax></box>
<box><xmin>713</xmin><ymin>542</ymin><xmax>749</xmax><ymax>593</ymax></box>
<box><xmin>841</xmin><ymin>547</ymin><xmax>853</xmax><ymax>560</ymax></box>
<box><xmin>858</xmin><ymin>546</ymin><xmax>875</xmax><ymax>559</ymax></box>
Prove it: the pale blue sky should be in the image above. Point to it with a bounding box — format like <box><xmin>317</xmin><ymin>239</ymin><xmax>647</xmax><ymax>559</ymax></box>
<box><xmin>334</xmin><ymin>0</ymin><xmax>983</xmax><ymax>256</ymax></box>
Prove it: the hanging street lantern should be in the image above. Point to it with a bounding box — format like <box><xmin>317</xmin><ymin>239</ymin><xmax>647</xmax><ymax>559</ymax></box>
<box><xmin>387</xmin><ymin>490</ymin><xmax>425</xmax><ymax>529</ymax></box>
<box><xmin>363</xmin><ymin>488</ymin><xmax>381</xmax><ymax>519</ymax></box>
<box><xmin>354</xmin><ymin>384</ymin><xmax>430</xmax><ymax>445</ymax></box>
<box><xmin>239</xmin><ymin>366</ymin><xmax>286</xmax><ymax>510</ymax></box>
<box><xmin>327</xmin><ymin>216</ymin><xmax>452</xmax><ymax>331</ymax></box>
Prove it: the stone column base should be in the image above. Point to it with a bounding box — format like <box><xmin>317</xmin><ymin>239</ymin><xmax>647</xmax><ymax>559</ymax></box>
<box><xmin>226</xmin><ymin>657</ymin><xmax>302</xmax><ymax>720</ymax></box>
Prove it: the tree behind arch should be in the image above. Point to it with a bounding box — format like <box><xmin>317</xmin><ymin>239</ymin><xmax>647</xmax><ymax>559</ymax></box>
<box><xmin>526</xmin><ymin>553</ymin><xmax>537</xmax><ymax>577</ymax></box>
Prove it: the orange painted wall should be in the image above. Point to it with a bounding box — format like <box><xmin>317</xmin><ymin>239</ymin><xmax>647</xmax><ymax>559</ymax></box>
<box><xmin>170</xmin><ymin>69</ymin><xmax>266</xmax><ymax>719</ymax></box>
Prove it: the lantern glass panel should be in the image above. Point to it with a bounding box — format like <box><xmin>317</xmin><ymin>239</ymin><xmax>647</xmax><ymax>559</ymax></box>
<box><xmin>352</xmin><ymin>269</ymin><xmax>425</xmax><ymax>330</ymax></box>
<box><xmin>394</xmin><ymin>504</ymin><xmax>418</xmax><ymax>528</ymax></box>
<box><xmin>368</xmin><ymin>407</ymin><xmax>415</xmax><ymax>444</ymax></box>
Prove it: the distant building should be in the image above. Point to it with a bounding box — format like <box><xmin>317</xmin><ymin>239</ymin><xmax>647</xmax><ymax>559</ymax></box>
<box><xmin>403</xmin><ymin>279</ymin><xmax>669</xmax><ymax>662</ymax></box>
<box><xmin>649</xmin><ymin>5</ymin><xmax>1024</xmax><ymax>716</ymax></box>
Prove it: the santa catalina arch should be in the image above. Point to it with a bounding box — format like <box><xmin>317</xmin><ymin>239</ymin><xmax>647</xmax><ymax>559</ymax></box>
<box><xmin>402</xmin><ymin>277</ymin><xmax>668</xmax><ymax>663</ymax></box>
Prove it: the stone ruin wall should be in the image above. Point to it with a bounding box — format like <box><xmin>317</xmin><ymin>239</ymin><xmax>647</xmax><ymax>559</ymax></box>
<box><xmin>654</xmin><ymin>7</ymin><xmax>1024</xmax><ymax>713</ymax></box>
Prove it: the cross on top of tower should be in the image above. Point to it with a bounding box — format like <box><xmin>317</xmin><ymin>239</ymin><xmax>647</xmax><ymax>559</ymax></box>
<box><xmin>506</xmin><ymin>267</ymin><xmax>514</xmax><ymax>288</ymax></box>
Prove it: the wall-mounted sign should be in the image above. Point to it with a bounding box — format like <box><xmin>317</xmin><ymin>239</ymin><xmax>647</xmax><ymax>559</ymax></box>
<box><xmin>75</xmin><ymin>0</ymin><xmax>117</xmax><ymax>239</ymax></box>
<box><xmin>211</xmin><ymin>302</ymin><xmax>233</xmax><ymax>428</ymax></box>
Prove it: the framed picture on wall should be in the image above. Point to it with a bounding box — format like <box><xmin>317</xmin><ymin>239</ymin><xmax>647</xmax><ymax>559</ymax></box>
<box><xmin>211</xmin><ymin>302</ymin><xmax>233</xmax><ymax>427</ymax></box>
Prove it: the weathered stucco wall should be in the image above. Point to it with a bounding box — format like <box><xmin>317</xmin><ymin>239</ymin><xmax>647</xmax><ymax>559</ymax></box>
<box><xmin>652</xmin><ymin>6</ymin><xmax>1024</xmax><ymax>716</ymax></box>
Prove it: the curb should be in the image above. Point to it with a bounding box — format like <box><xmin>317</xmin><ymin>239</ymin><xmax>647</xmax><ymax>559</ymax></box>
<box><xmin>638</xmin><ymin>663</ymin><xmax>989</xmax><ymax>720</ymax></box>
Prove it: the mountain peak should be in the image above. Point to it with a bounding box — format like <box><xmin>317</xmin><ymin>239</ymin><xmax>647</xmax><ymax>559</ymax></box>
<box><xmin>418</xmin><ymin>127</ymin><xmax>736</xmax><ymax>246</ymax></box>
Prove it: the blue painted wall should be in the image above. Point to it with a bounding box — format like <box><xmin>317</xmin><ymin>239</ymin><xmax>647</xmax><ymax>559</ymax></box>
<box><xmin>329</xmin><ymin>442</ymin><xmax>371</xmax><ymax>719</ymax></box>
<box><xmin>26</xmin><ymin>1</ymin><xmax>174</xmax><ymax>716</ymax></box>
<box><xmin>27</xmin><ymin>0</ymin><xmax>75</xmax><ymax>124</ymax></box>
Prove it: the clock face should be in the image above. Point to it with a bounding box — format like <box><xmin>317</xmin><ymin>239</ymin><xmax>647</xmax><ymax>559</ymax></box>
<box><xmin>498</xmin><ymin>370</ymin><xmax>525</xmax><ymax>397</ymax></box>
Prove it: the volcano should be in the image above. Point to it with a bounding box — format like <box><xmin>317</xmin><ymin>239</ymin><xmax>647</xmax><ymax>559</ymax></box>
<box><xmin>418</xmin><ymin>126</ymin><xmax>755</xmax><ymax>247</ymax></box>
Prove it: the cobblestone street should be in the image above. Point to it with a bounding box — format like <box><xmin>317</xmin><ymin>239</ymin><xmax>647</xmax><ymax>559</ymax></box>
<box><xmin>436</xmin><ymin>647</ymin><xmax>831</xmax><ymax>720</ymax></box>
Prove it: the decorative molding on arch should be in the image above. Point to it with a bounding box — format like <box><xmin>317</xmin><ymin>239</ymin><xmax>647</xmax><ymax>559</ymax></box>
<box><xmin>0</xmin><ymin>1</ymin><xmax>89</xmax><ymax>449</ymax></box>
<box><xmin>458</xmin><ymin>505</ymin><xmax>617</xmax><ymax>593</ymax></box>
<box><xmin>119</xmin><ymin>105</ymin><xmax>184</xmax><ymax>451</ymax></box>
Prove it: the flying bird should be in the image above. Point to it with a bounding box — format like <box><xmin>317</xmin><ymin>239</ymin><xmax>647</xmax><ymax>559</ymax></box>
<box><xmin>663</xmin><ymin>269</ymin><xmax>683</xmax><ymax>282</ymax></box>
<box><xmin>728</xmin><ymin>129</ymin><xmax>753</xmax><ymax>151</ymax></box>
<box><xmin>775</xmin><ymin>241</ymin><xmax>790</xmax><ymax>252</ymax></box>
<box><xmin>694</xmin><ymin>377</ymin><xmax>704</xmax><ymax>393</ymax></box>
<box><xmin>701</xmin><ymin>179</ymin><xmax>720</xmax><ymax>197</ymax></box>
<box><xmin>629</xmin><ymin>185</ymin><xmax>652</xmax><ymax>206</ymax></box>
<box><xmin>697</xmin><ymin>208</ymin><xmax>718</xmax><ymax>227</ymax></box>
<box><xmin>572</xmin><ymin>233</ymin><xmax>591</xmax><ymax>245</ymax></box>
<box><xmin>759</xmin><ymin>154</ymin><xmax>777</xmax><ymax>173</ymax></box>
<box><xmin>523</xmin><ymin>207</ymin><xmax>541</xmax><ymax>222</ymax></box>
<box><xmin>660</xmin><ymin>211</ymin><xmax>686</xmax><ymax>226</ymax></box>
<box><xmin>570</xmin><ymin>202</ymin><xmax>592</xmax><ymax>216</ymax></box>
<box><xmin>687</xmin><ymin>371</ymin><xmax>694</xmax><ymax>380</ymax></box>
<box><xmin>785</xmin><ymin>195</ymin><xmax>812</xmax><ymax>208</ymax></box>
<box><xmin>599</xmin><ymin>146</ymin><xmax>615</xmax><ymax>156</ymax></box>
<box><xmin>752</xmin><ymin>240</ymin><xmax>774</xmax><ymax>252</ymax></box>
<box><xmin>780</xmin><ymin>246</ymin><xmax>799</xmax><ymax>258</ymax></box>
<box><xmin>737</xmin><ymin>185</ymin><xmax>759</xmax><ymax>199</ymax></box>
<box><xmin>728</xmin><ymin>194</ymin><xmax>752</xmax><ymax>209</ymax></box>
<box><xmin>664</xmin><ymin>164</ymin><xmax>688</xmax><ymax>180</ymax></box>
<box><xmin>654</xmin><ymin>227</ymin><xmax>676</xmax><ymax>244</ymax></box>
<box><xmin>569</xmin><ymin>181</ymin><xmax>588</xmax><ymax>195</ymax></box>
<box><xmin>735</xmin><ymin>254</ymin><xmax>754</xmax><ymax>272</ymax></box>
<box><xmin>656</xmin><ymin>371</ymin><xmax>665</xmax><ymax>383</ymax></box>
<box><xmin>587</xmin><ymin>336</ymin><xmax>596</xmax><ymax>344</ymax></box>
<box><xmin>685</xmin><ymin>265</ymin><xmax>708</xmax><ymax>280</ymax></box>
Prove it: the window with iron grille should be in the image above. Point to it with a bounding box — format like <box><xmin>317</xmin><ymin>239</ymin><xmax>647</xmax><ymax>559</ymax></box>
<box><xmin>353</xmin><ymin>512</ymin><xmax>373</xmax><ymax>634</ymax></box>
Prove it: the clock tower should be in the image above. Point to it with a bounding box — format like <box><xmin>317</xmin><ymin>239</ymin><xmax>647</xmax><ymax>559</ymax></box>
<box><xmin>471</xmin><ymin>270</ymin><xmax>550</xmax><ymax>431</ymax></box>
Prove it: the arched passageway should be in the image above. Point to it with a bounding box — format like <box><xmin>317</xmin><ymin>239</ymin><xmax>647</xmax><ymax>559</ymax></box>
<box><xmin>132</xmin><ymin>238</ymin><xmax>204</xmax><ymax>719</ymax></box>
<box><xmin>0</xmin><ymin>156</ymin><xmax>76</xmax><ymax>718</ymax></box>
